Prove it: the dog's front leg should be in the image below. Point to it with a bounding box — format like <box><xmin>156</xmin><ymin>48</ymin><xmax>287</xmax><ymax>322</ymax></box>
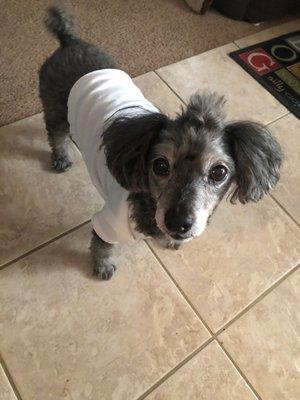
<box><xmin>90</xmin><ymin>230</ymin><xmax>116</xmax><ymax>280</ymax></box>
<box><xmin>156</xmin><ymin>236</ymin><xmax>182</xmax><ymax>251</ymax></box>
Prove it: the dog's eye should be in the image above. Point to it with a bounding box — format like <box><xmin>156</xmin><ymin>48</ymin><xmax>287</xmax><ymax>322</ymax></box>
<box><xmin>209</xmin><ymin>165</ymin><xmax>228</xmax><ymax>182</ymax></box>
<box><xmin>153</xmin><ymin>158</ymin><xmax>170</xmax><ymax>176</ymax></box>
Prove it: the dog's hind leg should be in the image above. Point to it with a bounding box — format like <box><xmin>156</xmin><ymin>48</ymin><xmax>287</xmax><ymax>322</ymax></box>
<box><xmin>46</xmin><ymin>120</ymin><xmax>73</xmax><ymax>172</ymax></box>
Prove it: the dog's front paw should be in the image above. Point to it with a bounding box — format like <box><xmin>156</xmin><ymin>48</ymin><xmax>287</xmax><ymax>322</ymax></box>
<box><xmin>156</xmin><ymin>237</ymin><xmax>181</xmax><ymax>250</ymax></box>
<box><xmin>93</xmin><ymin>260</ymin><xmax>117</xmax><ymax>281</ymax></box>
<box><xmin>165</xmin><ymin>241</ymin><xmax>181</xmax><ymax>250</ymax></box>
<box><xmin>52</xmin><ymin>154</ymin><xmax>72</xmax><ymax>172</ymax></box>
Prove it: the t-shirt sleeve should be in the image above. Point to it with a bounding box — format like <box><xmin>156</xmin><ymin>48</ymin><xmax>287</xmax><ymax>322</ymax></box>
<box><xmin>91</xmin><ymin>195</ymin><xmax>142</xmax><ymax>245</ymax></box>
<box><xmin>92</xmin><ymin>206</ymin><xmax>120</xmax><ymax>245</ymax></box>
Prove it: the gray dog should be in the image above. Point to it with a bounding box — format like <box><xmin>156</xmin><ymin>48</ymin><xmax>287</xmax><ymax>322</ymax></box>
<box><xmin>39</xmin><ymin>7</ymin><xmax>282</xmax><ymax>280</ymax></box>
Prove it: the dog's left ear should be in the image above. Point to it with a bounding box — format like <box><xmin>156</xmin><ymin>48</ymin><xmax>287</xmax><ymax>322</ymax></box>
<box><xmin>103</xmin><ymin>111</ymin><xmax>169</xmax><ymax>192</ymax></box>
<box><xmin>225</xmin><ymin>121</ymin><xmax>283</xmax><ymax>204</ymax></box>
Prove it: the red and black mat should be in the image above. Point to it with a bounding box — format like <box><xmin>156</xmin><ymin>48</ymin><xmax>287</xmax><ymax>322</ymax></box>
<box><xmin>230</xmin><ymin>31</ymin><xmax>300</xmax><ymax>118</ymax></box>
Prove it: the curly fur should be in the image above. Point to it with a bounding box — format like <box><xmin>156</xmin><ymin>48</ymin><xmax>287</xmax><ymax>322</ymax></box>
<box><xmin>39</xmin><ymin>6</ymin><xmax>283</xmax><ymax>280</ymax></box>
<box><xmin>179</xmin><ymin>91</ymin><xmax>227</xmax><ymax>130</ymax></box>
<box><xmin>226</xmin><ymin>121</ymin><xmax>282</xmax><ymax>203</ymax></box>
<box><xmin>45</xmin><ymin>5</ymin><xmax>76</xmax><ymax>47</ymax></box>
<box><xmin>103</xmin><ymin>112</ymin><xmax>169</xmax><ymax>192</ymax></box>
<box><xmin>39</xmin><ymin>6</ymin><xmax>117</xmax><ymax>172</ymax></box>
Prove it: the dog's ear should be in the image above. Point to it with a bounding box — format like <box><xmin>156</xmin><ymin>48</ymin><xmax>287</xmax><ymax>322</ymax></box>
<box><xmin>102</xmin><ymin>112</ymin><xmax>169</xmax><ymax>192</ymax></box>
<box><xmin>225</xmin><ymin>121</ymin><xmax>282</xmax><ymax>204</ymax></box>
<box><xmin>178</xmin><ymin>92</ymin><xmax>226</xmax><ymax>130</ymax></box>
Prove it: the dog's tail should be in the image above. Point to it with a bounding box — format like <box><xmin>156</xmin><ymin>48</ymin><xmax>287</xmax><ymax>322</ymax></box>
<box><xmin>45</xmin><ymin>6</ymin><xmax>76</xmax><ymax>47</ymax></box>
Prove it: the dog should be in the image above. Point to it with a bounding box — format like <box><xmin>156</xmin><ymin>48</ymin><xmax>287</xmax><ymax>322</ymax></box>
<box><xmin>39</xmin><ymin>6</ymin><xmax>282</xmax><ymax>280</ymax></box>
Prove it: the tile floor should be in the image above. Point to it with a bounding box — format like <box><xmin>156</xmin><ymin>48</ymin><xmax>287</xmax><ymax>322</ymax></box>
<box><xmin>0</xmin><ymin>21</ymin><xmax>299</xmax><ymax>400</ymax></box>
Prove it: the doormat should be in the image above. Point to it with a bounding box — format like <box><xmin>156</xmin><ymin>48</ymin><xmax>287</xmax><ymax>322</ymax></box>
<box><xmin>230</xmin><ymin>31</ymin><xmax>300</xmax><ymax>118</ymax></box>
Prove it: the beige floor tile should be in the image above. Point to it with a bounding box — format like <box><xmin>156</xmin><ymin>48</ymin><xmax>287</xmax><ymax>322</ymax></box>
<box><xmin>134</xmin><ymin>72</ymin><xmax>183</xmax><ymax>116</ymax></box>
<box><xmin>0</xmin><ymin>365</ymin><xmax>17</xmax><ymax>400</ymax></box>
<box><xmin>156</xmin><ymin>43</ymin><xmax>288</xmax><ymax>124</ymax></box>
<box><xmin>269</xmin><ymin>114</ymin><xmax>300</xmax><ymax>224</ymax></box>
<box><xmin>0</xmin><ymin>73</ymin><xmax>182</xmax><ymax>267</ymax></box>
<box><xmin>0</xmin><ymin>225</ymin><xmax>209</xmax><ymax>400</ymax></box>
<box><xmin>145</xmin><ymin>341</ymin><xmax>256</xmax><ymax>400</ymax></box>
<box><xmin>219</xmin><ymin>269</ymin><xmax>300</xmax><ymax>400</ymax></box>
<box><xmin>0</xmin><ymin>113</ymin><xmax>102</xmax><ymax>267</ymax></box>
<box><xmin>235</xmin><ymin>19</ymin><xmax>300</xmax><ymax>49</ymax></box>
<box><xmin>148</xmin><ymin>196</ymin><xmax>300</xmax><ymax>332</ymax></box>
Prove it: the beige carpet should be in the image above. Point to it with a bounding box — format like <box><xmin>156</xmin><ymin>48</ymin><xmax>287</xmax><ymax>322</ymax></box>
<box><xmin>0</xmin><ymin>0</ymin><xmax>295</xmax><ymax>126</ymax></box>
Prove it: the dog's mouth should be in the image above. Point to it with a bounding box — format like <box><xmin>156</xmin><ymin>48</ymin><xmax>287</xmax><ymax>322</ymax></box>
<box><xmin>156</xmin><ymin>220</ymin><xmax>193</xmax><ymax>242</ymax></box>
<box><xmin>169</xmin><ymin>232</ymin><xmax>192</xmax><ymax>241</ymax></box>
<box><xmin>160</xmin><ymin>227</ymin><xmax>195</xmax><ymax>243</ymax></box>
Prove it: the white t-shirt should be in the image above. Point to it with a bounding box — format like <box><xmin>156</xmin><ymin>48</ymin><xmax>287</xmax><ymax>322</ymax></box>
<box><xmin>67</xmin><ymin>69</ymin><xmax>158</xmax><ymax>245</ymax></box>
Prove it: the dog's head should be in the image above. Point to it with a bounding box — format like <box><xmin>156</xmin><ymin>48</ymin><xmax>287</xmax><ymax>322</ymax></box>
<box><xmin>103</xmin><ymin>92</ymin><xmax>282</xmax><ymax>243</ymax></box>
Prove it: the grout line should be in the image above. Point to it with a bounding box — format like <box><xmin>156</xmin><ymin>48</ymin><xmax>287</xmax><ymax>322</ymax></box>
<box><xmin>0</xmin><ymin>39</ymin><xmax>296</xmax><ymax>400</ymax></box>
<box><xmin>136</xmin><ymin>259</ymin><xmax>299</xmax><ymax>400</ymax></box>
<box><xmin>233</xmin><ymin>40</ymin><xmax>242</xmax><ymax>49</ymax></box>
<box><xmin>144</xmin><ymin>244</ymin><xmax>299</xmax><ymax>399</ymax></box>
<box><xmin>0</xmin><ymin>220</ymin><xmax>91</xmax><ymax>272</ymax></box>
<box><xmin>1</xmin><ymin>65</ymin><xmax>297</xmax><ymax>399</ymax></box>
<box><xmin>147</xmin><ymin>243</ymin><xmax>299</xmax><ymax>338</ymax></box>
<box><xmin>215</xmin><ymin>263</ymin><xmax>299</xmax><ymax>336</ymax></box>
<box><xmin>269</xmin><ymin>195</ymin><xmax>300</xmax><ymax>228</ymax></box>
<box><xmin>154</xmin><ymin>71</ymin><xmax>187</xmax><ymax>106</ymax></box>
<box><xmin>0</xmin><ymin>352</ymin><xmax>23</xmax><ymax>400</ymax></box>
<box><xmin>146</xmin><ymin>242</ymin><xmax>213</xmax><ymax>336</ymax></box>
<box><xmin>155</xmin><ymin>70</ymin><xmax>291</xmax><ymax>129</ymax></box>
<box><xmin>215</xmin><ymin>339</ymin><xmax>262</xmax><ymax>400</ymax></box>
<box><xmin>265</xmin><ymin>111</ymin><xmax>290</xmax><ymax>127</ymax></box>
<box><xmin>138</xmin><ymin>247</ymin><xmax>297</xmax><ymax>400</ymax></box>
<box><xmin>136</xmin><ymin>337</ymin><xmax>214</xmax><ymax>400</ymax></box>
<box><xmin>0</xmin><ymin>74</ymin><xmax>292</xmax><ymax>274</ymax></box>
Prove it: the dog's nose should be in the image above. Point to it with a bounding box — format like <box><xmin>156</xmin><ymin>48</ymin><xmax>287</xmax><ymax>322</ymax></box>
<box><xmin>165</xmin><ymin>207</ymin><xmax>194</xmax><ymax>234</ymax></box>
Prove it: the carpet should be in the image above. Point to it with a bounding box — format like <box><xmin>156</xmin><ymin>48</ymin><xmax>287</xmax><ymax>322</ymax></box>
<box><xmin>230</xmin><ymin>31</ymin><xmax>300</xmax><ymax>118</ymax></box>
<box><xmin>0</xmin><ymin>0</ymin><xmax>295</xmax><ymax>126</ymax></box>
